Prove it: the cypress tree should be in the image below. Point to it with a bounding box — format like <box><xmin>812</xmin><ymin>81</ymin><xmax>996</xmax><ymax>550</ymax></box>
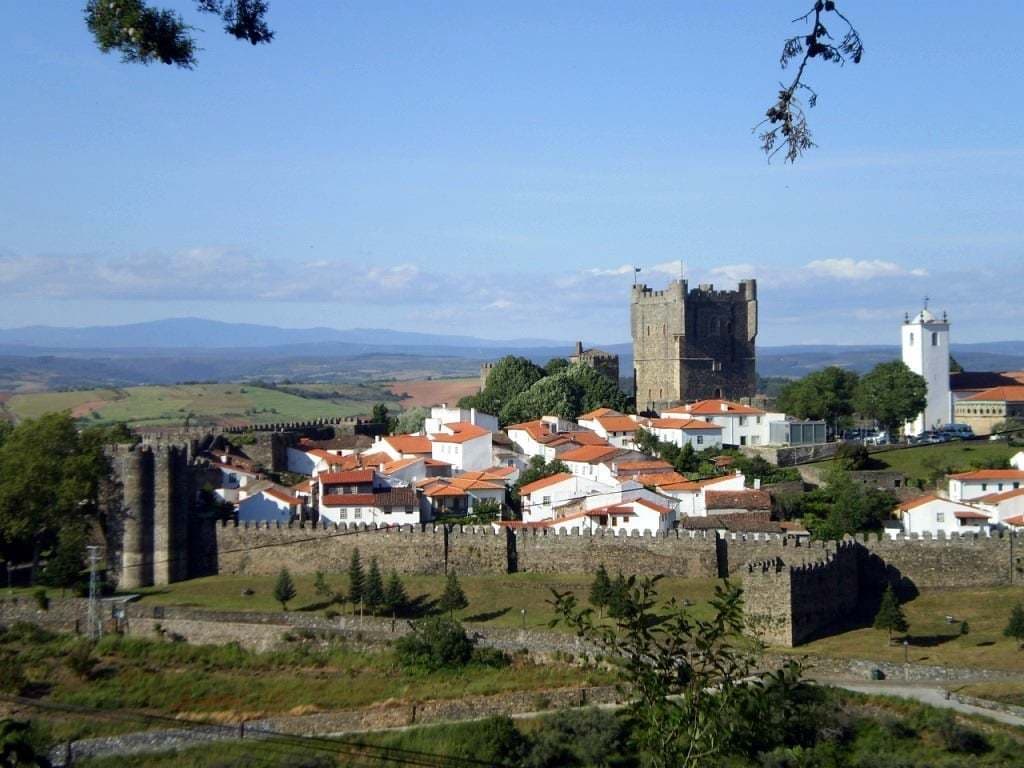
<box><xmin>273</xmin><ymin>568</ymin><xmax>297</xmax><ymax>611</ymax></box>
<box><xmin>348</xmin><ymin>549</ymin><xmax>365</xmax><ymax>609</ymax></box>
<box><xmin>439</xmin><ymin>570</ymin><xmax>469</xmax><ymax>618</ymax></box>
<box><xmin>873</xmin><ymin>584</ymin><xmax>908</xmax><ymax>643</ymax></box>
<box><xmin>313</xmin><ymin>570</ymin><xmax>333</xmax><ymax>603</ymax></box>
<box><xmin>1004</xmin><ymin>602</ymin><xmax>1024</xmax><ymax>649</ymax></box>
<box><xmin>608</xmin><ymin>572</ymin><xmax>629</xmax><ymax>619</ymax></box>
<box><xmin>589</xmin><ymin>564</ymin><xmax>612</xmax><ymax>617</ymax></box>
<box><xmin>365</xmin><ymin>557</ymin><xmax>385</xmax><ymax>614</ymax></box>
<box><xmin>384</xmin><ymin>570</ymin><xmax>408</xmax><ymax>617</ymax></box>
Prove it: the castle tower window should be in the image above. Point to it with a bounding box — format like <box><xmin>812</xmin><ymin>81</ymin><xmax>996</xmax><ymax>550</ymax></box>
<box><xmin>909</xmin><ymin>333</ymin><xmax>914</xmax><ymax>346</ymax></box>
<box><xmin>931</xmin><ymin>332</ymin><xmax>938</xmax><ymax>346</ymax></box>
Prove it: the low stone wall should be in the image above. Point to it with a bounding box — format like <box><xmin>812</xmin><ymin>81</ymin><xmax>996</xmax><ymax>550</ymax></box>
<box><xmin>0</xmin><ymin>596</ymin><xmax>89</xmax><ymax>633</ymax></box>
<box><xmin>122</xmin><ymin>604</ymin><xmax>599</xmax><ymax>657</ymax></box>
<box><xmin>742</xmin><ymin>443</ymin><xmax>841</xmax><ymax>467</ymax></box>
<box><xmin>798</xmin><ymin>655</ymin><xmax>1024</xmax><ymax>684</ymax></box>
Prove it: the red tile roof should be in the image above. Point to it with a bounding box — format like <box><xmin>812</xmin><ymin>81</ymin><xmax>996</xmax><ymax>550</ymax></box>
<box><xmin>1004</xmin><ymin>514</ymin><xmax>1024</xmax><ymax>526</ymax></box>
<box><xmin>664</xmin><ymin>399</ymin><xmax>765</xmax><ymax>416</ymax></box>
<box><xmin>519</xmin><ymin>472</ymin><xmax>574</xmax><ymax>495</ymax></box>
<box><xmin>580</xmin><ymin>407</ymin><xmax>622</xmax><ymax>420</ymax></box>
<box><xmin>704</xmin><ymin>489</ymin><xmax>771</xmax><ymax>511</ymax></box>
<box><xmin>647</xmin><ymin>417</ymin><xmax>722</xmax><ymax>431</ymax></box>
<box><xmin>632</xmin><ymin>472</ymin><xmax>689</xmax><ymax>487</ymax></box>
<box><xmin>566</xmin><ymin>431</ymin><xmax>610</xmax><ymax>446</ymax></box>
<box><xmin>616</xmin><ymin>459</ymin><xmax>673</xmax><ymax>472</ymax></box>
<box><xmin>319</xmin><ymin>469</ymin><xmax>376</xmax><ymax>484</ymax></box>
<box><xmin>596</xmin><ymin>416</ymin><xmax>639</xmax><ymax>433</ymax></box>
<box><xmin>974</xmin><ymin>487</ymin><xmax>1024</xmax><ymax>504</ymax></box>
<box><xmin>384</xmin><ymin>435</ymin><xmax>433</xmax><ymax>454</ymax></box>
<box><xmin>559</xmin><ymin>445</ymin><xmax>620</xmax><ymax>463</ymax></box>
<box><xmin>897</xmin><ymin>494</ymin><xmax>940</xmax><ymax>512</ymax></box>
<box><xmin>963</xmin><ymin>386</ymin><xmax>1024</xmax><ymax>402</ymax></box>
<box><xmin>431</xmin><ymin>422</ymin><xmax>489</xmax><ymax>443</ymax></box>
<box><xmin>949</xmin><ymin>470</ymin><xmax>1024</xmax><ymax>481</ymax></box>
<box><xmin>954</xmin><ymin>509</ymin><xmax>992</xmax><ymax>521</ymax></box>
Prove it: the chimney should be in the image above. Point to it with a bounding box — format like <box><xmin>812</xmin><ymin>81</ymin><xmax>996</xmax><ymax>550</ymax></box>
<box><xmin>720</xmin><ymin>403</ymin><xmax>728</xmax><ymax>412</ymax></box>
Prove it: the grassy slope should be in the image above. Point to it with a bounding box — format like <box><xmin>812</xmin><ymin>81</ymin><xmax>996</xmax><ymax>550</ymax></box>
<box><xmin>133</xmin><ymin>573</ymin><xmax>723</xmax><ymax>630</ymax></box>
<box><xmin>810</xmin><ymin>440</ymin><xmax>1017</xmax><ymax>486</ymax></box>
<box><xmin>130</xmin><ymin>574</ymin><xmax>1024</xmax><ymax>669</ymax></box>
<box><xmin>786</xmin><ymin>585</ymin><xmax>1024</xmax><ymax>671</ymax></box>
<box><xmin>5</xmin><ymin>384</ymin><xmax>400</xmax><ymax>428</ymax></box>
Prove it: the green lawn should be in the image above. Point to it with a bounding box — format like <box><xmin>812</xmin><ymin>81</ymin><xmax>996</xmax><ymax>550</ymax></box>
<box><xmin>133</xmin><ymin>572</ymin><xmax>723</xmax><ymax>631</ymax></box>
<box><xmin>782</xmin><ymin>585</ymin><xmax>1024</xmax><ymax>672</ymax></box>
<box><xmin>5</xmin><ymin>383</ymin><xmax>400</xmax><ymax>428</ymax></box>
<box><xmin>956</xmin><ymin>682</ymin><xmax>1024</xmax><ymax>707</ymax></box>
<box><xmin>811</xmin><ymin>440</ymin><xmax>1018</xmax><ymax>487</ymax></box>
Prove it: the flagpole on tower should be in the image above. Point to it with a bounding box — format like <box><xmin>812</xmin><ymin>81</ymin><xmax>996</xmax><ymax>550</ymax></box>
<box><xmin>633</xmin><ymin>267</ymin><xmax>641</xmax><ymax>286</ymax></box>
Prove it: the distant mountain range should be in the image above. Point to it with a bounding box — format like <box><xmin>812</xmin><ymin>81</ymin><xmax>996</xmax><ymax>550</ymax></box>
<box><xmin>0</xmin><ymin>318</ymin><xmax>1022</xmax><ymax>392</ymax></box>
<box><xmin>0</xmin><ymin>318</ymin><xmax>565</xmax><ymax>351</ymax></box>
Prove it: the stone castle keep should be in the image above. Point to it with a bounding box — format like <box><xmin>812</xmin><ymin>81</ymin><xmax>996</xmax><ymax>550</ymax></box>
<box><xmin>631</xmin><ymin>278</ymin><xmax>758</xmax><ymax>412</ymax></box>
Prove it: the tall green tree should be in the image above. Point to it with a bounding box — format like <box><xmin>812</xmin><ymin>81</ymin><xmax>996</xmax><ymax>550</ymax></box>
<box><xmin>394</xmin><ymin>406</ymin><xmax>429</xmax><ymax>435</ymax></box>
<box><xmin>589</xmin><ymin>565</ymin><xmax>612</xmax><ymax>618</ymax></box>
<box><xmin>439</xmin><ymin>570</ymin><xmax>469</xmax><ymax>618</ymax></box>
<box><xmin>383</xmin><ymin>570</ymin><xmax>408</xmax><ymax>617</ymax></box>
<box><xmin>0</xmin><ymin>413</ymin><xmax>108</xmax><ymax>564</ymax></box>
<box><xmin>797</xmin><ymin>466</ymin><xmax>894</xmax><ymax>540</ymax></box>
<box><xmin>777</xmin><ymin>366</ymin><xmax>859</xmax><ymax>432</ymax></box>
<box><xmin>552</xmin><ymin>577</ymin><xmax>812</xmax><ymax>767</ymax></box>
<box><xmin>854</xmin><ymin>361</ymin><xmax>927</xmax><ymax>437</ymax></box>
<box><xmin>873</xmin><ymin>585</ymin><xmax>908</xmax><ymax>643</ymax></box>
<box><xmin>41</xmin><ymin>526</ymin><xmax>87</xmax><ymax>596</ymax></box>
<box><xmin>1004</xmin><ymin>602</ymin><xmax>1024</xmax><ymax>650</ymax></box>
<box><xmin>273</xmin><ymin>567</ymin><xmax>296</xmax><ymax>611</ymax></box>
<box><xmin>347</xmin><ymin>549</ymin><xmax>365</xmax><ymax>608</ymax></box>
<box><xmin>364</xmin><ymin>557</ymin><xmax>385</xmax><ymax>614</ymax></box>
<box><xmin>460</xmin><ymin>356</ymin><xmax>546</xmax><ymax>417</ymax></box>
<box><xmin>313</xmin><ymin>570</ymin><xmax>334</xmax><ymax>604</ymax></box>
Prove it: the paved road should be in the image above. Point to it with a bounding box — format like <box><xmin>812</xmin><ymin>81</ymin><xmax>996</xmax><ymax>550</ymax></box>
<box><xmin>830</xmin><ymin>681</ymin><xmax>1024</xmax><ymax>729</ymax></box>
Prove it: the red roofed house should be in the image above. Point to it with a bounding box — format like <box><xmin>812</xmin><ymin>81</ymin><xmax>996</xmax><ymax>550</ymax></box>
<box><xmin>419</xmin><ymin>473</ymin><xmax>507</xmax><ymax>517</ymax></box>
<box><xmin>971</xmin><ymin>487</ymin><xmax>1024</xmax><ymax>528</ymax></box>
<box><xmin>318</xmin><ymin>469</ymin><xmax>425</xmax><ymax>526</ymax></box>
<box><xmin>369</xmin><ymin>434</ymin><xmax>434</xmax><ymax>462</ymax></box>
<box><xmin>429</xmin><ymin>422</ymin><xmax>493</xmax><ymax>471</ymax></box>
<box><xmin>545</xmin><ymin>497</ymin><xmax>677</xmax><ymax>534</ymax></box>
<box><xmin>894</xmin><ymin>494</ymin><xmax>992</xmax><ymax>536</ymax></box>
<box><xmin>659</xmin><ymin>472</ymin><xmax>748</xmax><ymax>517</ymax></box>
<box><xmin>237</xmin><ymin>484</ymin><xmax>303</xmax><ymax>524</ymax></box>
<box><xmin>505</xmin><ymin>417</ymin><xmax>602</xmax><ymax>461</ymax></box>
<box><xmin>660</xmin><ymin>400</ymin><xmax>785</xmax><ymax>447</ymax></box>
<box><xmin>645</xmin><ymin>417</ymin><xmax>724</xmax><ymax>451</ymax></box>
<box><xmin>954</xmin><ymin>385</ymin><xmax>1024</xmax><ymax>436</ymax></box>
<box><xmin>576</xmin><ymin>413</ymin><xmax>642</xmax><ymax>449</ymax></box>
<box><xmin>948</xmin><ymin>469</ymin><xmax>1024</xmax><ymax>502</ymax></box>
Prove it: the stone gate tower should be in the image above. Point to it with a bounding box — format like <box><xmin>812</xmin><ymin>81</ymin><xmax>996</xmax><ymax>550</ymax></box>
<box><xmin>631</xmin><ymin>278</ymin><xmax>757</xmax><ymax>412</ymax></box>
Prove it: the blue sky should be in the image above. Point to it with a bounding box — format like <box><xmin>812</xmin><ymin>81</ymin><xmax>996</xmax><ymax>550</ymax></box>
<box><xmin>1</xmin><ymin>1</ymin><xmax>1022</xmax><ymax>345</ymax></box>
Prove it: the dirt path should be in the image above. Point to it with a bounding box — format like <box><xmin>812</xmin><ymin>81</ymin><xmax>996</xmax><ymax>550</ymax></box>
<box><xmin>831</xmin><ymin>681</ymin><xmax>1024</xmax><ymax>728</ymax></box>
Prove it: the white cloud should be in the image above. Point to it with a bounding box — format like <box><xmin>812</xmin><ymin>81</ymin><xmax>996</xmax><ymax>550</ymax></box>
<box><xmin>805</xmin><ymin>258</ymin><xmax>928</xmax><ymax>281</ymax></box>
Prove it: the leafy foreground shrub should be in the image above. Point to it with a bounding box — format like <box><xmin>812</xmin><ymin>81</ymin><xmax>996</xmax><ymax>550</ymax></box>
<box><xmin>394</xmin><ymin>617</ymin><xmax>506</xmax><ymax>672</ymax></box>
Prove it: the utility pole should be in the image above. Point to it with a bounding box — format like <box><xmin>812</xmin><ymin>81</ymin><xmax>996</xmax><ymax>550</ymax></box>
<box><xmin>86</xmin><ymin>545</ymin><xmax>102</xmax><ymax>640</ymax></box>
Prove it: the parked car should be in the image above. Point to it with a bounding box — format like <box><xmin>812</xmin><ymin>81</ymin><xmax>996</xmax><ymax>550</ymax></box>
<box><xmin>938</xmin><ymin>423</ymin><xmax>974</xmax><ymax>440</ymax></box>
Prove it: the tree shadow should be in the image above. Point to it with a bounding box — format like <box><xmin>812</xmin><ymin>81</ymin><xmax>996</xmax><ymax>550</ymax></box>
<box><xmin>296</xmin><ymin>599</ymin><xmax>337</xmax><ymax>613</ymax></box>
<box><xmin>463</xmin><ymin>607</ymin><xmax>511</xmax><ymax>624</ymax></box>
<box><xmin>975</xmin><ymin>641</ymin><xmax>995</xmax><ymax>647</ymax></box>
<box><xmin>400</xmin><ymin>594</ymin><xmax>438</xmax><ymax>619</ymax></box>
<box><xmin>907</xmin><ymin>633</ymin><xmax>959</xmax><ymax>648</ymax></box>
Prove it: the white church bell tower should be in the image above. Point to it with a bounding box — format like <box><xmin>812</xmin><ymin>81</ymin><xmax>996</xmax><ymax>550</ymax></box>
<box><xmin>901</xmin><ymin>301</ymin><xmax>952</xmax><ymax>437</ymax></box>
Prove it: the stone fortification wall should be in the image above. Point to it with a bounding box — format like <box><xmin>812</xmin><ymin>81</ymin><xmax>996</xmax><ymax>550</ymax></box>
<box><xmin>742</xmin><ymin>542</ymin><xmax>860</xmax><ymax>647</ymax></box>
<box><xmin>209</xmin><ymin>522</ymin><xmax>1021</xmax><ymax>588</ymax></box>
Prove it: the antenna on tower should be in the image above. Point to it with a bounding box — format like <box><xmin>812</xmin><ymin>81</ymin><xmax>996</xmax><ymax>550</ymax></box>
<box><xmin>633</xmin><ymin>266</ymin><xmax>641</xmax><ymax>286</ymax></box>
<box><xmin>923</xmin><ymin>295</ymin><xmax>930</xmax><ymax>310</ymax></box>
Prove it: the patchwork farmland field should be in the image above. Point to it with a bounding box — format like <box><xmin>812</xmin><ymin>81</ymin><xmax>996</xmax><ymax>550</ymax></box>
<box><xmin>387</xmin><ymin>377</ymin><xmax>480</xmax><ymax>407</ymax></box>
<box><xmin>3</xmin><ymin>383</ymin><xmax>402</xmax><ymax>428</ymax></box>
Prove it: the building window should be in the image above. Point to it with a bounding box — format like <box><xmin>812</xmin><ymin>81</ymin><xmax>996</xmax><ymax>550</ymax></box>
<box><xmin>354</xmin><ymin>508</ymin><xmax>362</xmax><ymax>519</ymax></box>
<box><xmin>384</xmin><ymin>507</ymin><xmax>392</xmax><ymax>514</ymax></box>
<box><xmin>697</xmin><ymin>436</ymin><xmax>704</xmax><ymax>445</ymax></box>
<box><xmin>932</xmin><ymin>332</ymin><xmax>938</xmax><ymax>346</ymax></box>
<box><xmin>543</xmin><ymin>496</ymin><xmax>551</xmax><ymax>505</ymax></box>
<box><xmin>339</xmin><ymin>509</ymin><xmax>347</xmax><ymax>520</ymax></box>
<box><xmin>909</xmin><ymin>333</ymin><xmax>914</xmax><ymax>346</ymax></box>
<box><xmin>936</xmin><ymin>512</ymin><xmax>945</xmax><ymax>523</ymax></box>
<box><xmin>405</xmin><ymin>506</ymin><xmax>414</xmax><ymax>514</ymax></box>
<box><xmin>738</xmin><ymin>416</ymin><xmax>747</xmax><ymax>426</ymax></box>
<box><xmin>981</xmin><ymin>483</ymin><xmax>988</xmax><ymax>491</ymax></box>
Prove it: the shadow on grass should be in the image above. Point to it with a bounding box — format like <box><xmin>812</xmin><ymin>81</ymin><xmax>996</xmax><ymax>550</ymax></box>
<box><xmin>908</xmin><ymin>633</ymin><xmax>959</xmax><ymax>648</ymax></box>
<box><xmin>463</xmin><ymin>607</ymin><xmax>511</xmax><ymax>624</ymax></box>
